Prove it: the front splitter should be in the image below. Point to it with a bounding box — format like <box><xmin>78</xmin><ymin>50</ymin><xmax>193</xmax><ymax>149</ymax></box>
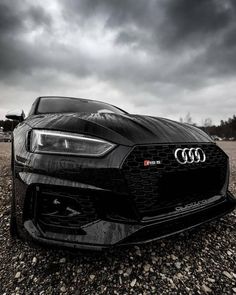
<box><xmin>24</xmin><ymin>192</ymin><xmax>236</xmax><ymax>251</ymax></box>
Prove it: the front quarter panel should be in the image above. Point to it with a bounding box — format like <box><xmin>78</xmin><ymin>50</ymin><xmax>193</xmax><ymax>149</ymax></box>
<box><xmin>12</xmin><ymin>120</ymin><xmax>132</xmax><ymax>240</ymax></box>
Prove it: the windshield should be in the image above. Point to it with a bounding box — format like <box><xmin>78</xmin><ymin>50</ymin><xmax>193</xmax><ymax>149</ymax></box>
<box><xmin>36</xmin><ymin>97</ymin><xmax>127</xmax><ymax>115</ymax></box>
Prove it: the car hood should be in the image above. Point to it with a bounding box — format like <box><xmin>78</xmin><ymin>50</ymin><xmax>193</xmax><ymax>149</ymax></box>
<box><xmin>25</xmin><ymin>113</ymin><xmax>213</xmax><ymax>146</ymax></box>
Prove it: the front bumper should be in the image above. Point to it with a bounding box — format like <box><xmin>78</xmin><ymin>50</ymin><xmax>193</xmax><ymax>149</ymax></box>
<box><xmin>13</xmin><ymin>142</ymin><xmax>236</xmax><ymax>250</ymax></box>
<box><xmin>24</xmin><ymin>193</ymin><xmax>235</xmax><ymax>250</ymax></box>
<box><xmin>21</xmin><ymin>182</ymin><xmax>235</xmax><ymax>250</ymax></box>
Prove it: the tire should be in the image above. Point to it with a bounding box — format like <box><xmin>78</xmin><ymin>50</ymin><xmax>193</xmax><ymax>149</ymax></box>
<box><xmin>10</xmin><ymin>145</ymin><xmax>18</xmax><ymax>237</ymax></box>
<box><xmin>9</xmin><ymin>197</ymin><xmax>18</xmax><ymax>237</ymax></box>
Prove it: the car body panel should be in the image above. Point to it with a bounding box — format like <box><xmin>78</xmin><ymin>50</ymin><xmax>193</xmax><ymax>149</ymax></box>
<box><xmin>23</xmin><ymin>192</ymin><xmax>236</xmax><ymax>250</ymax></box>
<box><xmin>10</xmin><ymin>96</ymin><xmax>236</xmax><ymax>250</ymax></box>
<box><xmin>25</xmin><ymin>112</ymin><xmax>213</xmax><ymax>146</ymax></box>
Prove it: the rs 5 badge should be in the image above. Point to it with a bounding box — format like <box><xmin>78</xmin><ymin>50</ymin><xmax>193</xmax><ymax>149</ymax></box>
<box><xmin>144</xmin><ymin>160</ymin><xmax>161</xmax><ymax>166</ymax></box>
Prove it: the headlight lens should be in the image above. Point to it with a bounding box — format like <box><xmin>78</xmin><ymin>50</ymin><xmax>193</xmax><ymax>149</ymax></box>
<box><xmin>30</xmin><ymin>130</ymin><xmax>116</xmax><ymax>157</ymax></box>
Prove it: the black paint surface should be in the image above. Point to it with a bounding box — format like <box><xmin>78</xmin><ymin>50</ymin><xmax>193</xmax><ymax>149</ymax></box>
<box><xmin>10</xmin><ymin>97</ymin><xmax>236</xmax><ymax>250</ymax></box>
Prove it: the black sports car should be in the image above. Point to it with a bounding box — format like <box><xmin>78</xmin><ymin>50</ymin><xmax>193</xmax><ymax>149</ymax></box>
<box><xmin>6</xmin><ymin>96</ymin><xmax>236</xmax><ymax>250</ymax></box>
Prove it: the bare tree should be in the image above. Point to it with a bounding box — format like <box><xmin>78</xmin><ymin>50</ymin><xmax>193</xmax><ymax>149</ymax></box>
<box><xmin>203</xmin><ymin>118</ymin><xmax>212</xmax><ymax>128</ymax></box>
<box><xmin>184</xmin><ymin>112</ymin><xmax>192</xmax><ymax>124</ymax></box>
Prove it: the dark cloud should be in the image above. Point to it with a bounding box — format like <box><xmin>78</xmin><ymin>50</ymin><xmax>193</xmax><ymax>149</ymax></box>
<box><xmin>62</xmin><ymin>0</ymin><xmax>236</xmax><ymax>49</ymax></box>
<box><xmin>0</xmin><ymin>2</ymin><xmax>23</xmax><ymax>34</ymax></box>
<box><xmin>161</xmin><ymin>0</ymin><xmax>235</xmax><ymax>47</ymax></box>
<box><xmin>2</xmin><ymin>0</ymin><xmax>236</xmax><ymax>84</ymax></box>
<box><xmin>0</xmin><ymin>1</ymin><xmax>52</xmax><ymax>77</ymax></box>
<box><xmin>59</xmin><ymin>0</ymin><xmax>236</xmax><ymax>86</ymax></box>
<box><xmin>0</xmin><ymin>0</ymin><xmax>235</xmax><ymax>124</ymax></box>
<box><xmin>27</xmin><ymin>5</ymin><xmax>52</xmax><ymax>28</ymax></box>
<box><xmin>0</xmin><ymin>1</ymin><xmax>51</xmax><ymax>35</ymax></box>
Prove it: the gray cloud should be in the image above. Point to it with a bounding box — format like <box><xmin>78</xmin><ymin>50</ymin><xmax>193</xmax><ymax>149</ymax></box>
<box><xmin>0</xmin><ymin>0</ymin><xmax>52</xmax><ymax>78</ymax></box>
<box><xmin>160</xmin><ymin>0</ymin><xmax>235</xmax><ymax>47</ymax></box>
<box><xmin>0</xmin><ymin>1</ymin><xmax>52</xmax><ymax>36</ymax></box>
<box><xmin>62</xmin><ymin>0</ymin><xmax>236</xmax><ymax>48</ymax></box>
<box><xmin>60</xmin><ymin>0</ymin><xmax>236</xmax><ymax>86</ymax></box>
<box><xmin>0</xmin><ymin>0</ymin><xmax>236</xmax><ymax>124</ymax></box>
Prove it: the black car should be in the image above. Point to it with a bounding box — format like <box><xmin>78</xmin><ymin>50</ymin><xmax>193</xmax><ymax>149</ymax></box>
<box><xmin>6</xmin><ymin>96</ymin><xmax>236</xmax><ymax>250</ymax></box>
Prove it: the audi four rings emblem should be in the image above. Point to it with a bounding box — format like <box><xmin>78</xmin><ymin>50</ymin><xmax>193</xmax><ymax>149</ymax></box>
<box><xmin>174</xmin><ymin>147</ymin><xmax>206</xmax><ymax>164</ymax></box>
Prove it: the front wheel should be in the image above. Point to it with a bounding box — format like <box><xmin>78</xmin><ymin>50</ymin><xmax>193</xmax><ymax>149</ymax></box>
<box><xmin>9</xmin><ymin>199</ymin><xmax>17</xmax><ymax>237</ymax></box>
<box><xmin>10</xmin><ymin>156</ymin><xmax>18</xmax><ymax>237</ymax></box>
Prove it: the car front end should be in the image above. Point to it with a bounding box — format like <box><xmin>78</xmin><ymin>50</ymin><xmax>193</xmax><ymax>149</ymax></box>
<box><xmin>12</xmin><ymin>110</ymin><xmax>236</xmax><ymax>250</ymax></box>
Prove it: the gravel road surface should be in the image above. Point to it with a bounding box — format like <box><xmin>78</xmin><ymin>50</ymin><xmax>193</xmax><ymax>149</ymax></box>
<box><xmin>0</xmin><ymin>142</ymin><xmax>235</xmax><ymax>295</ymax></box>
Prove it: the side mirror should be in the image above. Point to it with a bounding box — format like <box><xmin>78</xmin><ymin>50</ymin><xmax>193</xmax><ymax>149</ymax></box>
<box><xmin>5</xmin><ymin>110</ymin><xmax>25</xmax><ymax>122</ymax></box>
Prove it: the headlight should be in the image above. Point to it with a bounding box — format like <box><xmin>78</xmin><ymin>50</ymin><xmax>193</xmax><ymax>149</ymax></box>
<box><xmin>30</xmin><ymin>130</ymin><xmax>116</xmax><ymax>157</ymax></box>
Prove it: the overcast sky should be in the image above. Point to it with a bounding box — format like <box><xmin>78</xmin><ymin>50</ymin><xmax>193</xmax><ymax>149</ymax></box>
<box><xmin>0</xmin><ymin>0</ymin><xmax>236</xmax><ymax>125</ymax></box>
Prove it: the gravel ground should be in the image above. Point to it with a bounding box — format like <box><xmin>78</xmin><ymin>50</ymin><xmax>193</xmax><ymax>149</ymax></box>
<box><xmin>0</xmin><ymin>142</ymin><xmax>235</xmax><ymax>295</ymax></box>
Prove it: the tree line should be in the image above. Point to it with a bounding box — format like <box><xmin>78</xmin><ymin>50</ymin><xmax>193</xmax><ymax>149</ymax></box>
<box><xmin>0</xmin><ymin>120</ymin><xmax>18</xmax><ymax>132</ymax></box>
<box><xmin>201</xmin><ymin>115</ymin><xmax>236</xmax><ymax>139</ymax></box>
<box><xmin>179</xmin><ymin>113</ymin><xmax>236</xmax><ymax>139</ymax></box>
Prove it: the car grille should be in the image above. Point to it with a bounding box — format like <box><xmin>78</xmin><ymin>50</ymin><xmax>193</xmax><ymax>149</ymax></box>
<box><xmin>122</xmin><ymin>143</ymin><xmax>228</xmax><ymax>218</ymax></box>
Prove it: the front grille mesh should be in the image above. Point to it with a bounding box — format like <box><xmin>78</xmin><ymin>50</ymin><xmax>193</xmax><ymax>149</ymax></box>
<box><xmin>122</xmin><ymin>143</ymin><xmax>228</xmax><ymax>216</ymax></box>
